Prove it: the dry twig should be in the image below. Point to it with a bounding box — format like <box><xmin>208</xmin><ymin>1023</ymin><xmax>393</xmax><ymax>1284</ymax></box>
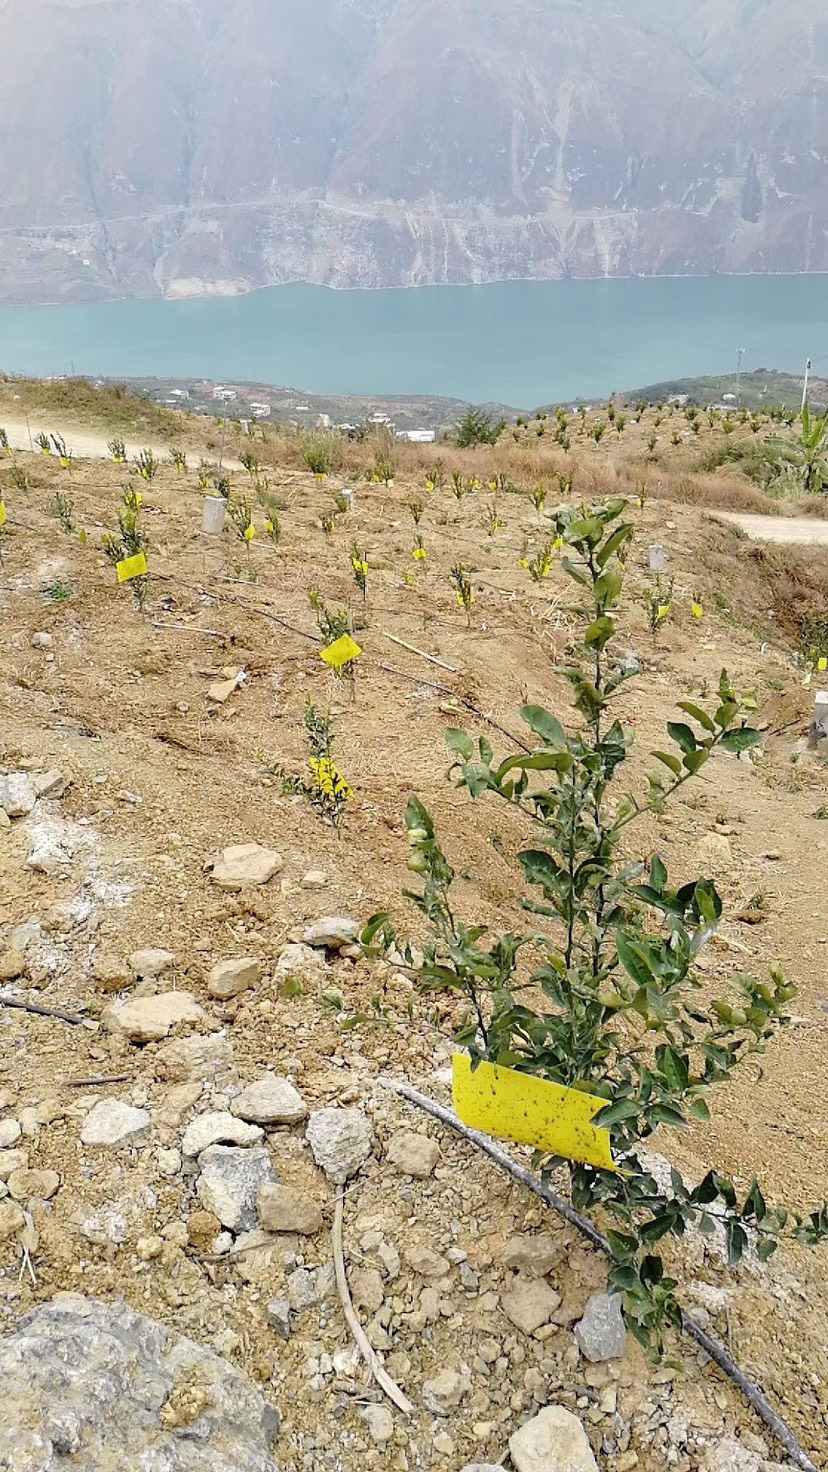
<box><xmin>332</xmin><ymin>1185</ymin><xmax>414</xmax><ymax>1415</ymax></box>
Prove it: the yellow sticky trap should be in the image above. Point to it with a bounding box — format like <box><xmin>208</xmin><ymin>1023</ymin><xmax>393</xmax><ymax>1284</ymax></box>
<box><xmin>819</xmin><ymin>657</ymin><xmax>828</xmax><ymax>673</ymax></box>
<box><xmin>0</xmin><ymin>502</ymin><xmax>6</xmax><ymax>528</ymax></box>
<box><xmin>452</xmin><ymin>1054</ymin><xmax>616</xmax><ymax>1172</ymax></box>
<box><xmin>243</xmin><ymin>523</ymin><xmax>256</xmax><ymax>541</ymax></box>
<box><xmin>320</xmin><ymin>633</ymin><xmax>362</xmax><ymax>669</ymax></box>
<box><xmin>691</xmin><ymin>603</ymin><xmax>704</xmax><ymax>619</ymax></box>
<box><xmin>116</xmin><ymin>551</ymin><xmax>148</xmax><ymax>583</ymax></box>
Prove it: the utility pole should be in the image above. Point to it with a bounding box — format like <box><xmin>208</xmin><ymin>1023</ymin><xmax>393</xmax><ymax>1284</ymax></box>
<box><xmin>736</xmin><ymin>346</ymin><xmax>745</xmax><ymax>408</ymax></box>
<box><xmin>801</xmin><ymin>357</ymin><xmax>811</xmax><ymax>413</ymax></box>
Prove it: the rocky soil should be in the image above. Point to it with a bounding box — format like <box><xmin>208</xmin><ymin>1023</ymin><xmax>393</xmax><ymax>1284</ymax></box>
<box><xmin>0</xmin><ymin>428</ymin><xmax>826</xmax><ymax>1469</ymax></box>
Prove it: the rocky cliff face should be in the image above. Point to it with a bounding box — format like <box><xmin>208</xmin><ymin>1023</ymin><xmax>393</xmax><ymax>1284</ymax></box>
<box><xmin>0</xmin><ymin>0</ymin><xmax>826</xmax><ymax>304</ymax></box>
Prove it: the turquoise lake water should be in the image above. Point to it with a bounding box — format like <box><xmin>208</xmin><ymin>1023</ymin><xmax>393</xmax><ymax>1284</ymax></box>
<box><xmin>0</xmin><ymin>275</ymin><xmax>823</xmax><ymax>406</ymax></box>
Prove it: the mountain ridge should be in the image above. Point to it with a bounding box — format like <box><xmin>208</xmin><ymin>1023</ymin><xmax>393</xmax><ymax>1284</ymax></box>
<box><xmin>1</xmin><ymin>0</ymin><xmax>826</xmax><ymax>304</ymax></box>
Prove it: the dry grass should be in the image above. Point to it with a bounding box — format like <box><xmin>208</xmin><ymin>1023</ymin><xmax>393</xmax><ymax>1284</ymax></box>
<box><xmin>748</xmin><ymin>543</ymin><xmax>828</xmax><ymax>643</ymax></box>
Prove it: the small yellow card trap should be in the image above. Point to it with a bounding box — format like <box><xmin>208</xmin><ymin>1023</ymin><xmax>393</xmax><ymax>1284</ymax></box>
<box><xmin>0</xmin><ymin>503</ymin><xmax>6</xmax><ymax>528</ymax></box>
<box><xmin>452</xmin><ymin>1054</ymin><xmax>616</xmax><ymax>1172</ymax></box>
<box><xmin>116</xmin><ymin>552</ymin><xmax>148</xmax><ymax>583</ymax></box>
<box><xmin>321</xmin><ymin>633</ymin><xmax>362</xmax><ymax>668</ymax></box>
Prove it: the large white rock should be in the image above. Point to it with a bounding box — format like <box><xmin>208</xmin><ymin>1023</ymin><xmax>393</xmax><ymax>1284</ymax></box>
<box><xmin>501</xmin><ymin>1276</ymin><xmax>561</xmax><ymax>1335</ymax></box>
<box><xmin>129</xmin><ymin>948</ymin><xmax>175</xmax><ymax>979</ymax></box>
<box><xmin>209</xmin><ymin>843</ymin><xmax>283</xmax><ymax>890</ymax></box>
<box><xmin>386</xmin><ymin>1130</ymin><xmax>441</xmax><ymax>1178</ymax></box>
<box><xmin>509</xmin><ymin>1406</ymin><xmax>598</xmax><ymax>1472</ymax></box>
<box><xmin>574</xmin><ymin>1292</ymin><xmax>627</xmax><ymax>1362</ymax></box>
<box><xmin>231</xmin><ymin>1075</ymin><xmax>307</xmax><ymax>1125</ymax></box>
<box><xmin>80</xmin><ymin>1101</ymin><xmax>151</xmax><ymax>1148</ymax></box>
<box><xmin>0</xmin><ymin>1295</ymin><xmax>280</xmax><ymax>1470</ymax></box>
<box><xmin>207</xmin><ymin>957</ymin><xmax>262</xmax><ymax>999</ymax></box>
<box><xmin>181</xmin><ymin>1111</ymin><xmax>263</xmax><ymax>1158</ymax></box>
<box><xmin>302</xmin><ymin>917</ymin><xmax>360</xmax><ymax>950</ymax></box>
<box><xmin>103</xmin><ymin>991</ymin><xmax>206</xmax><ymax>1043</ymax></box>
<box><xmin>155</xmin><ymin>1033</ymin><xmax>235</xmax><ymax>1083</ymax></box>
<box><xmin>1</xmin><ymin>774</ymin><xmax>37</xmax><ymax>818</ymax></box>
<box><xmin>196</xmin><ymin>1145</ymin><xmax>277</xmax><ymax>1232</ymax></box>
<box><xmin>306</xmin><ymin>1107</ymin><xmax>373</xmax><ymax>1183</ymax></box>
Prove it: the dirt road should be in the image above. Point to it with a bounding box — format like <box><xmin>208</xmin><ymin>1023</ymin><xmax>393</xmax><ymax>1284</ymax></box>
<box><xmin>713</xmin><ymin>510</ymin><xmax>828</xmax><ymax>545</ymax></box>
<box><xmin>1</xmin><ymin>415</ymin><xmax>176</xmax><ymax>461</ymax></box>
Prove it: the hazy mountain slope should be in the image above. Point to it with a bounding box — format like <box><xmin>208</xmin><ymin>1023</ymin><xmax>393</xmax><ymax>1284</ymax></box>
<box><xmin>0</xmin><ymin>0</ymin><xmax>826</xmax><ymax>303</ymax></box>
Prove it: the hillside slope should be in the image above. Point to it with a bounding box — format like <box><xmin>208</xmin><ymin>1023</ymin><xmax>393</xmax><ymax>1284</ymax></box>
<box><xmin>1</xmin><ymin>0</ymin><xmax>827</xmax><ymax>303</ymax></box>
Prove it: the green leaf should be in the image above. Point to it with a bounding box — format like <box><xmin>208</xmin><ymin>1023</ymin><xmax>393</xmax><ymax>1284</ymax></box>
<box><xmin>719</xmin><ymin>727</ymin><xmax>764</xmax><ymax>753</ymax></box>
<box><xmin>521</xmin><ymin>705</ymin><xmax>566</xmax><ymax>748</ymax></box>
<box><xmin>405</xmin><ymin>794</ymin><xmax>433</xmax><ymax>837</ymax></box>
<box><xmin>682</xmin><ymin>749</ymin><xmax>709</xmax><ymax>774</ymax></box>
<box><xmin>743</xmin><ymin>1181</ymin><xmax>766</xmax><ymax>1222</ymax></box>
<box><xmin>652</xmin><ymin>749</ymin><xmax>682</xmax><ymax>777</ymax></box>
<box><xmin>648</xmin><ymin>1103</ymin><xmax>688</xmax><ymax>1128</ymax></box>
<box><xmin>560</xmin><ymin>556</ymin><xmax>589</xmax><ymax>586</ymax></box>
<box><xmin>519</xmin><ymin>850</ymin><xmax>565</xmax><ymax>892</ymax></box>
<box><xmin>657</xmin><ymin>1044</ymin><xmax>689</xmax><ymax>1092</ymax></box>
<box><xmin>687</xmin><ymin>1098</ymin><xmax>710</xmax><ymax>1123</ymax></box>
<box><xmin>445</xmin><ymin>729</ymin><xmax>474</xmax><ymax>761</ymax></box>
<box><xmin>650</xmin><ymin>855</ymin><xmax>667</xmax><ymax>893</ymax></box>
<box><xmin>495</xmin><ymin>752</ymin><xmax>573</xmax><ymax>780</ymax></box>
<box><xmin>584</xmin><ymin>615</ymin><xmax>615</xmax><ymax>650</ymax></box>
<box><xmin>725</xmin><ymin>1219</ymin><xmax>747</xmax><ymax>1266</ymax></box>
<box><xmin>667</xmin><ymin>721</ymin><xmax>698</xmax><ymax>754</ymax></box>
<box><xmin>594</xmin><ymin>1097</ymin><xmax>641</xmax><ymax>1128</ymax></box>
<box><xmin>617</xmin><ymin>931</ymin><xmax>657</xmax><ymax>989</ymax></box>
<box><xmin>676</xmin><ymin>700</ymin><xmax>716</xmax><ymax>733</ymax></box>
<box><xmin>596</xmin><ymin>523</ymin><xmax>634</xmax><ymax>567</ymax></box>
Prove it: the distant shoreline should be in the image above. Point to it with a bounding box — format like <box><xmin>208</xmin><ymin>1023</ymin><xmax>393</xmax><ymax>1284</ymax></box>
<box><xmin>2</xmin><ymin>266</ymin><xmax>828</xmax><ymax>314</ymax></box>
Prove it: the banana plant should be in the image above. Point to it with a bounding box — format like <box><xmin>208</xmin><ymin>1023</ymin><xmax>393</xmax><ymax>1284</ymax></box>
<box><xmin>767</xmin><ymin>405</ymin><xmax>828</xmax><ymax>494</ymax></box>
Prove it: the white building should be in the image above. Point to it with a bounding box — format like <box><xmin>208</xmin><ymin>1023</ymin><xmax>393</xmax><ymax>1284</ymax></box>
<box><xmin>397</xmin><ymin>428</ymin><xmax>437</xmax><ymax>443</ymax></box>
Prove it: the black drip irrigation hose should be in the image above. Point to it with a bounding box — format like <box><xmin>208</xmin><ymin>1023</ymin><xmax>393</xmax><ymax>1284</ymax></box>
<box><xmin>378</xmin><ymin>1076</ymin><xmax>819</xmax><ymax>1472</ymax></box>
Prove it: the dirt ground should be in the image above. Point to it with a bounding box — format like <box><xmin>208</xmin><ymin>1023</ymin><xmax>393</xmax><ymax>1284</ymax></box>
<box><xmin>0</xmin><ymin>420</ymin><xmax>827</xmax><ymax>1471</ymax></box>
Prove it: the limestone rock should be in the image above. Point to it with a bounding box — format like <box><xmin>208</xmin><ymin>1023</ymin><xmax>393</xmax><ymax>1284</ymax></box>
<box><xmin>182</xmin><ymin>1110</ymin><xmax>263</xmax><ymax>1157</ymax></box>
<box><xmin>265</xmin><ymin>1297</ymin><xmax>291</xmax><ymax>1340</ymax></box>
<box><xmin>702</xmin><ymin>1438</ymin><xmax>789</xmax><ymax>1472</ymax></box>
<box><xmin>274</xmin><ymin>943</ymin><xmax>326</xmax><ymax>990</ymax></box>
<box><xmin>405</xmin><ymin>1244</ymin><xmax>450</xmax><ymax>1279</ymax></box>
<box><xmin>574</xmin><ymin>1292</ymin><xmax>627</xmax><ymax>1362</ymax></box>
<box><xmin>360</xmin><ymin>1403</ymin><xmax>394</xmax><ymax>1444</ymax></box>
<box><xmin>1</xmin><ymin>773</ymin><xmax>37</xmax><ymax>817</ymax></box>
<box><xmin>387</xmin><ymin>1130</ymin><xmax>441</xmax><ymax>1178</ymax></box>
<box><xmin>155</xmin><ymin>1033</ymin><xmax>235</xmax><ymax>1084</ymax></box>
<box><xmin>207</xmin><ymin>957</ymin><xmax>262</xmax><ymax>999</ymax></box>
<box><xmin>302</xmin><ymin>917</ymin><xmax>360</xmax><ymax>950</ymax></box>
<box><xmin>350</xmin><ymin>1267</ymin><xmax>385</xmax><ymax>1314</ymax></box>
<box><xmin>285</xmin><ymin>1266</ymin><xmax>333</xmax><ymax>1312</ymax></box>
<box><xmin>0</xmin><ymin>1201</ymin><xmax>25</xmax><ymax>1240</ymax></box>
<box><xmin>129</xmin><ymin>948</ymin><xmax>175</xmax><ymax>979</ymax></box>
<box><xmin>80</xmin><ymin>1100</ymin><xmax>151</xmax><ymax>1148</ymax></box>
<box><xmin>0</xmin><ymin>1149</ymin><xmax>29</xmax><ymax>1181</ymax></box>
<box><xmin>209</xmin><ymin>676</ymin><xmax>240</xmax><ymax>703</ymax></box>
<box><xmin>103</xmin><ymin>991</ymin><xmax>206</xmax><ymax>1043</ymax></box>
<box><xmin>31</xmin><ymin>632</ymin><xmax>54</xmax><ymax>650</ymax></box>
<box><xmin>32</xmin><ymin>770</ymin><xmax>67</xmax><ymax>799</ymax></box>
<box><xmin>696</xmin><ymin>832</ymin><xmax>734</xmax><ymax>872</ymax></box>
<box><xmin>459</xmin><ymin>1466</ymin><xmax>504</xmax><ymax>1472</ymax></box>
<box><xmin>209</xmin><ymin>843</ymin><xmax>283</xmax><ymax>890</ymax></box>
<box><xmin>509</xmin><ymin>1406</ymin><xmax>598</xmax><ymax>1472</ymax></box>
<box><xmin>0</xmin><ymin>1119</ymin><xmax>22</xmax><ymax>1149</ymax></box>
<box><xmin>0</xmin><ymin>1295</ymin><xmax>279</xmax><ymax>1470</ymax></box>
<box><xmin>0</xmin><ymin>947</ymin><xmax>25</xmax><ymax>984</ymax></box>
<box><xmin>501</xmin><ymin>1276</ymin><xmax>562</xmax><ymax>1335</ymax></box>
<box><xmin>196</xmin><ymin>1145</ymin><xmax>277</xmax><ymax>1232</ymax></box>
<box><xmin>8</xmin><ymin>1168</ymin><xmax>60</xmax><ymax>1201</ymax></box>
<box><xmin>187</xmin><ymin>1210</ymin><xmax>222</xmax><ymax>1251</ymax></box>
<box><xmin>231</xmin><ymin>1074</ymin><xmax>307</xmax><ymax>1125</ymax></box>
<box><xmin>257</xmin><ymin>1184</ymin><xmax>322</xmax><ymax>1235</ymax></box>
<box><xmin>503</xmin><ymin>1233</ymin><xmax>563</xmax><ymax>1277</ymax></box>
<box><xmin>301</xmin><ymin>869</ymin><xmax>328</xmax><ymax>889</ymax></box>
<box><xmin>306</xmin><ymin>1107</ymin><xmax>372</xmax><ymax>1183</ymax></box>
<box><xmin>92</xmin><ymin>951</ymin><xmax>132</xmax><ymax>994</ymax></box>
<box><xmin>422</xmin><ymin>1366</ymin><xmax>471</xmax><ymax>1415</ymax></box>
<box><xmin>27</xmin><ymin>840</ymin><xmax>72</xmax><ymax>874</ymax></box>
